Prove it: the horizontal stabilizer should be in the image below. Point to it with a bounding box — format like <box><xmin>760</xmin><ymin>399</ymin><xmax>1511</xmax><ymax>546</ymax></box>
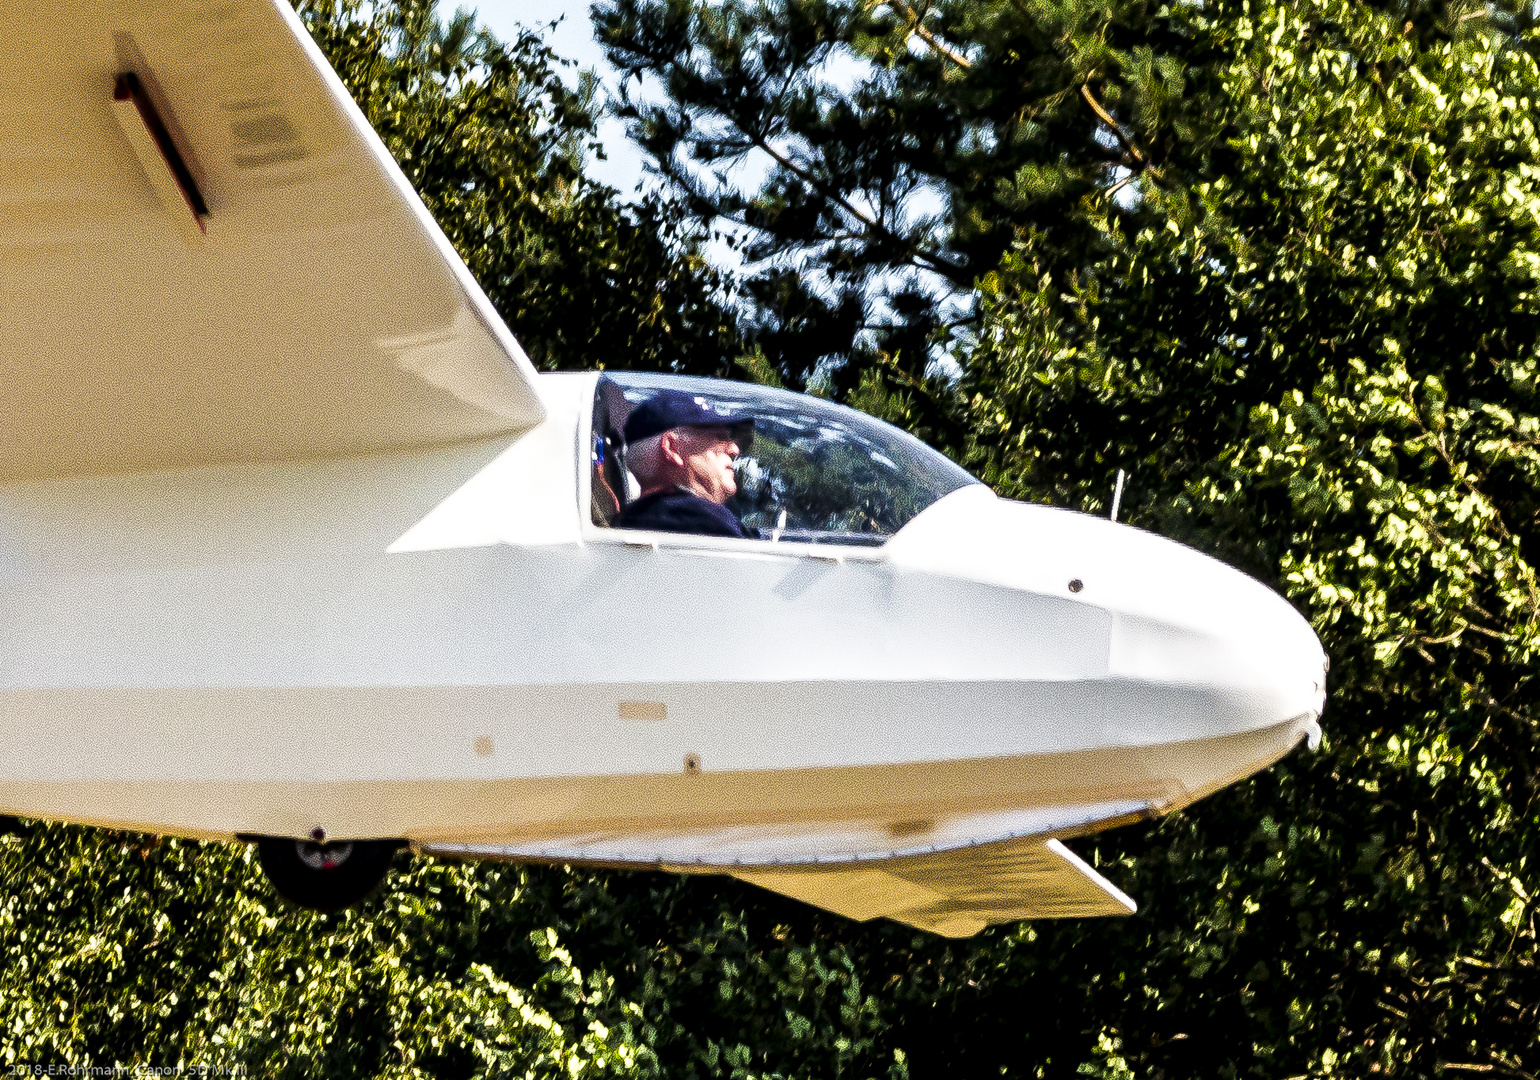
<box><xmin>732</xmin><ymin>838</ymin><xmax>1135</xmax><ymax>938</ymax></box>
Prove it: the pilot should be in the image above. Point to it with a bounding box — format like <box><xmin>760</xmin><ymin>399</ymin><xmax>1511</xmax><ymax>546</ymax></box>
<box><xmin>613</xmin><ymin>389</ymin><xmax>754</xmax><ymax>538</ymax></box>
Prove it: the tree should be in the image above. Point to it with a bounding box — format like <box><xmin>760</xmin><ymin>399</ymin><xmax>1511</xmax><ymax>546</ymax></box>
<box><xmin>595</xmin><ymin>0</ymin><xmax>1228</xmax><ymax>396</ymax></box>
<box><xmin>303</xmin><ymin>0</ymin><xmax>740</xmax><ymax>375</ymax></box>
<box><xmin>0</xmin><ymin>828</ymin><xmax>644</xmax><ymax>1076</ymax></box>
<box><xmin>597</xmin><ymin>0</ymin><xmax>1540</xmax><ymax>1074</ymax></box>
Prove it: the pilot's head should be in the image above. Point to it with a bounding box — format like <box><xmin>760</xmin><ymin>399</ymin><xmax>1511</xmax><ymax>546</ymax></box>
<box><xmin>624</xmin><ymin>390</ymin><xmax>754</xmax><ymax>505</ymax></box>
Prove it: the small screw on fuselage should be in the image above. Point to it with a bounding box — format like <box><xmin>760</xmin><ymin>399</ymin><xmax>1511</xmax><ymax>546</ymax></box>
<box><xmin>1068</xmin><ymin>579</ymin><xmax>1084</xmax><ymax>593</ymax></box>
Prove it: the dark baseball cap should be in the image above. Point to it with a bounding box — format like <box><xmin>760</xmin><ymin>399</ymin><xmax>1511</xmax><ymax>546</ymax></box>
<box><xmin>623</xmin><ymin>388</ymin><xmax>755</xmax><ymax>448</ymax></box>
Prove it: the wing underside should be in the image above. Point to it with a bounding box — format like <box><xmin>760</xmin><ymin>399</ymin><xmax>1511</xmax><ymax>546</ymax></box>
<box><xmin>1</xmin><ymin>0</ymin><xmax>545</xmax><ymax>483</ymax></box>
<box><xmin>420</xmin><ymin>801</ymin><xmax>1148</xmax><ymax>937</ymax></box>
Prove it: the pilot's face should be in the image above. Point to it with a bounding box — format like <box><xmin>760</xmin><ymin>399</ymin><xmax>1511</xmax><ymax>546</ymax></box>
<box><xmin>675</xmin><ymin>425</ymin><xmax>740</xmax><ymax>503</ymax></box>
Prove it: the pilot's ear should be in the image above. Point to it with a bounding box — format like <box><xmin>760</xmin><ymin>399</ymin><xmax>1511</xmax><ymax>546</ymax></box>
<box><xmin>658</xmin><ymin>429</ymin><xmax>687</xmax><ymax>467</ymax></box>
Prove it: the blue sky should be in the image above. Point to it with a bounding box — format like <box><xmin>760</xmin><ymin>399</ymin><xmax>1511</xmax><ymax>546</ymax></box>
<box><xmin>442</xmin><ymin>0</ymin><xmax>652</xmax><ymax>194</ymax></box>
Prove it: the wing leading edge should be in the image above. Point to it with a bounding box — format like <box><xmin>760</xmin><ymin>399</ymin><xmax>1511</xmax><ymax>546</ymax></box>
<box><xmin>1</xmin><ymin>0</ymin><xmax>545</xmax><ymax>483</ymax></box>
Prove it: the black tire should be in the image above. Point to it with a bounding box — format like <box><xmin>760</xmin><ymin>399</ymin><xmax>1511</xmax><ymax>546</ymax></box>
<box><xmin>254</xmin><ymin>836</ymin><xmax>401</xmax><ymax>912</ymax></box>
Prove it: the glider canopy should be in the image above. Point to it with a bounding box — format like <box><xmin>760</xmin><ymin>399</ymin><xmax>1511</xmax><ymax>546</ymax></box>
<box><xmin>591</xmin><ymin>373</ymin><xmax>979</xmax><ymax>545</ymax></box>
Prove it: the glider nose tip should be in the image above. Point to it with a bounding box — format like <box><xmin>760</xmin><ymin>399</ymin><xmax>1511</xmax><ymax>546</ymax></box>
<box><xmin>1301</xmin><ymin>711</ymin><xmax>1324</xmax><ymax>750</ymax></box>
<box><xmin>1101</xmin><ymin>523</ymin><xmax>1329</xmax><ymax>742</ymax></box>
<box><xmin>1305</xmin><ymin>648</ymin><xmax>1329</xmax><ymax>747</ymax></box>
<box><xmin>1290</xmin><ymin>634</ymin><xmax>1329</xmax><ymax>750</ymax></box>
<box><xmin>1234</xmin><ymin>575</ymin><xmax>1331</xmax><ymax>744</ymax></box>
<box><xmin>1216</xmin><ymin>563</ymin><xmax>1329</xmax><ymax>721</ymax></box>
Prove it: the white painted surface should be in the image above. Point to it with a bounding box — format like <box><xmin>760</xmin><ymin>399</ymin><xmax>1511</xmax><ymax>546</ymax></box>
<box><xmin>1</xmin><ymin>0</ymin><xmax>544</xmax><ymax>483</ymax></box>
<box><xmin>0</xmin><ymin>372</ymin><xmax>1327</xmax><ymax>857</ymax></box>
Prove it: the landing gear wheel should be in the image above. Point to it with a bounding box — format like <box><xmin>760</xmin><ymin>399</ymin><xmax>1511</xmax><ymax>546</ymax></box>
<box><xmin>255</xmin><ymin>836</ymin><xmax>400</xmax><ymax>911</ymax></box>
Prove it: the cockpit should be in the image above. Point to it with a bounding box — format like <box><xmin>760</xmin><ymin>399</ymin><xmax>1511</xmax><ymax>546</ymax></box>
<box><xmin>590</xmin><ymin>372</ymin><xmax>979</xmax><ymax>547</ymax></box>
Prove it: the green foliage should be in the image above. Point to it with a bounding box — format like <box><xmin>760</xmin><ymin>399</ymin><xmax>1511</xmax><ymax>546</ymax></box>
<box><xmin>4</xmin><ymin>0</ymin><xmax>1539</xmax><ymax>1075</ymax></box>
<box><xmin>0</xmin><ymin>828</ymin><xmax>643</xmax><ymax>1074</ymax></box>
<box><xmin>595</xmin><ymin>0</ymin><xmax>1237</xmax><ymax>391</ymax></box>
<box><xmin>300</xmin><ymin>0</ymin><xmax>739</xmax><ymax>375</ymax></box>
<box><xmin>605</xmin><ymin>0</ymin><xmax>1540</xmax><ymax>1073</ymax></box>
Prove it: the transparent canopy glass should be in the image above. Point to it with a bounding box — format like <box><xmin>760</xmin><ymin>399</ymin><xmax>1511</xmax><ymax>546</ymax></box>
<box><xmin>591</xmin><ymin>373</ymin><xmax>978</xmax><ymax>546</ymax></box>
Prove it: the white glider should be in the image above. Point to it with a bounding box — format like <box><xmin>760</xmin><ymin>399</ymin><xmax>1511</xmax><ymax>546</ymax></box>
<box><xmin>0</xmin><ymin>0</ymin><xmax>1325</xmax><ymax>936</ymax></box>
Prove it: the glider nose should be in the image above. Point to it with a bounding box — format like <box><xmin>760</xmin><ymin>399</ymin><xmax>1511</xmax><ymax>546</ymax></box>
<box><xmin>888</xmin><ymin>486</ymin><xmax>1327</xmax><ymax>747</ymax></box>
<box><xmin>1097</xmin><ymin>523</ymin><xmax>1327</xmax><ymax>747</ymax></box>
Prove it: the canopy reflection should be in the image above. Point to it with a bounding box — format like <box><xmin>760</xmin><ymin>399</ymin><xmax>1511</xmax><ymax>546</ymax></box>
<box><xmin>592</xmin><ymin>373</ymin><xmax>977</xmax><ymax>546</ymax></box>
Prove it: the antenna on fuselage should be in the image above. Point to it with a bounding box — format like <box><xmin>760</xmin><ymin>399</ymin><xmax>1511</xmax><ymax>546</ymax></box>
<box><xmin>1109</xmin><ymin>469</ymin><xmax>1127</xmax><ymax>523</ymax></box>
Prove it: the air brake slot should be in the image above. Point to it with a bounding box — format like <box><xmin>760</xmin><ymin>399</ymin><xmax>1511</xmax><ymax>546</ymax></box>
<box><xmin>111</xmin><ymin>72</ymin><xmax>208</xmax><ymax>240</ymax></box>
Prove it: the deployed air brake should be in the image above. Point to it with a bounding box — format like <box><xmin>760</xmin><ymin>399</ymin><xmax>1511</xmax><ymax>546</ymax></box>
<box><xmin>0</xmin><ymin>0</ymin><xmax>1326</xmax><ymax>933</ymax></box>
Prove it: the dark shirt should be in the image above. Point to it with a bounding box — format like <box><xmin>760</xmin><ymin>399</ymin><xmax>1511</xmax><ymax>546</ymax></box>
<box><xmin>612</xmin><ymin>488</ymin><xmax>746</xmax><ymax>538</ymax></box>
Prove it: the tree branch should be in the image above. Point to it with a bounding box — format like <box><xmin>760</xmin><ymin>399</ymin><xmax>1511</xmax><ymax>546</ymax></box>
<box><xmin>885</xmin><ymin>0</ymin><xmax>973</xmax><ymax>69</ymax></box>
<box><xmin>749</xmin><ymin>133</ymin><xmax>969</xmax><ymax>280</ymax></box>
<box><xmin>1104</xmin><ymin>170</ymin><xmax>1138</xmax><ymax>202</ymax></box>
<box><xmin>1080</xmin><ymin>83</ymin><xmax>1164</xmax><ymax>182</ymax></box>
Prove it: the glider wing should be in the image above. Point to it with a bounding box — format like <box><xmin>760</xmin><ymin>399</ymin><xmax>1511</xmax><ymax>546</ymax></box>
<box><xmin>1</xmin><ymin>0</ymin><xmax>545</xmax><ymax>483</ymax></box>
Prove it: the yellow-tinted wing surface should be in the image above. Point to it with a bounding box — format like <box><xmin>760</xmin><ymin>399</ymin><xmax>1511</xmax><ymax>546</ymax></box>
<box><xmin>732</xmin><ymin>839</ymin><xmax>1137</xmax><ymax>937</ymax></box>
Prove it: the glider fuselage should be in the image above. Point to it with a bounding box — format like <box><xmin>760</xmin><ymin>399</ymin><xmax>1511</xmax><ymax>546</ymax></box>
<box><xmin>0</xmin><ymin>373</ymin><xmax>1324</xmax><ymax>868</ymax></box>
